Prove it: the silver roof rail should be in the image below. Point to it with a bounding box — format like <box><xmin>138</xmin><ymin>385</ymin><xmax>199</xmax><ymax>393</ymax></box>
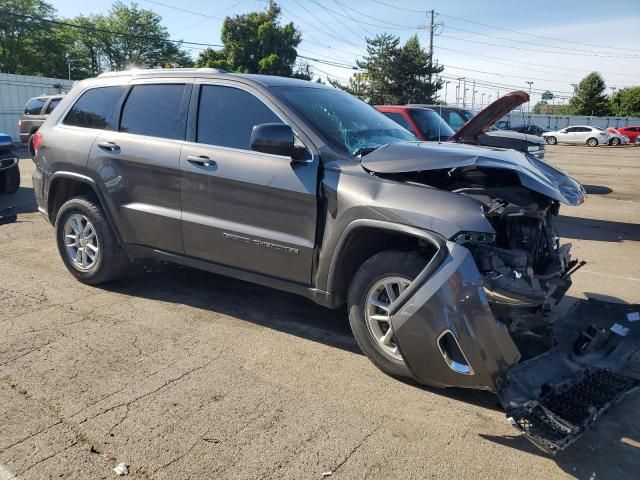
<box><xmin>97</xmin><ymin>67</ymin><xmax>227</xmax><ymax>78</ymax></box>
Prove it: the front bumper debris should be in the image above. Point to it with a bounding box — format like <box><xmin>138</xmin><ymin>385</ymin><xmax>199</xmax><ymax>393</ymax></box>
<box><xmin>389</xmin><ymin>241</ymin><xmax>521</xmax><ymax>391</ymax></box>
<box><xmin>389</xmin><ymin>240</ymin><xmax>640</xmax><ymax>453</ymax></box>
<box><xmin>499</xmin><ymin>299</ymin><xmax>640</xmax><ymax>453</ymax></box>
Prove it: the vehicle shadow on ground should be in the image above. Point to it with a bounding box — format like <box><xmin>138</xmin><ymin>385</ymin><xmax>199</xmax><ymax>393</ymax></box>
<box><xmin>556</xmin><ymin>215</ymin><xmax>640</xmax><ymax>242</ymax></box>
<box><xmin>0</xmin><ymin>186</ymin><xmax>37</xmax><ymax>214</ymax></box>
<box><xmin>583</xmin><ymin>184</ymin><xmax>613</xmax><ymax>195</ymax></box>
<box><xmin>103</xmin><ymin>260</ymin><xmax>501</xmax><ymax>411</ymax></box>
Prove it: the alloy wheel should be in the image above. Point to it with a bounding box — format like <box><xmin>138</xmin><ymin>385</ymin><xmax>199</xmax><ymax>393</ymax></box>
<box><xmin>63</xmin><ymin>213</ymin><xmax>100</xmax><ymax>270</ymax></box>
<box><xmin>365</xmin><ymin>276</ymin><xmax>411</xmax><ymax>362</ymax></box>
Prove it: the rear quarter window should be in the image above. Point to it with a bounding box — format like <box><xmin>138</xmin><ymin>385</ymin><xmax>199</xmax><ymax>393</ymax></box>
<box><xmin>45</xmin><ymin>98</ymin><xmax>61</xmax><ymax>114</ymax></box>
<box><xmin>24</xmin><ymin>98</ymin><xmax>46</xmax><ymax>115</ymax></box>
<box><xmin>63</xmin><ymin>86</ymin><xmax>124</xmax><ymax>130</ymax></box>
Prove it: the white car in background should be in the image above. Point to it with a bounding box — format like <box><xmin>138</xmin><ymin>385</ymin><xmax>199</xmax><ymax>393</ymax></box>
<box><xmin>542</xmin><ymin>126</ymin><xmax>611</xmax><ymax>147</ymax></box>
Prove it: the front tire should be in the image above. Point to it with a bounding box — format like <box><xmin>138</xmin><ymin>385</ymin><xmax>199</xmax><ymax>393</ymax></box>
<box><xmin>610</xmin><ymin>137</ymin><xmax>620</xmax><ymax>146</ymax></box>
<box><xmin>587</xmin><ymin>137</ymin><xmax>598</xmax><ymax>147</ymax></box>
<box><xmin>545</xmin><ymin>136</ymin><xmax>557</xmax><ymax>145</ymax></box>
<box><xmin>55</xmin><ymin>196</ymin><xmax>129</xmax><ymax>284</ymax></box>
<box><xmin>348</xmin><ymin>250</ymin><xmax>425</xmax><ymax>379</ymax></box>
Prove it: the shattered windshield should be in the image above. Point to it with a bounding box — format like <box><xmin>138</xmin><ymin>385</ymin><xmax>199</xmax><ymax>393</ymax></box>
<box><xmin>274</xmin><ymin>86</ymin><xmax>417</xmax><ymax>156</ymax></box>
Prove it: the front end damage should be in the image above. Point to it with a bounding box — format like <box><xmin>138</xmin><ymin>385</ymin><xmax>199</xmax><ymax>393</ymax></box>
<box><xmin>361</xmin><ymin>142</ymin><xmax>640</xmax><ymax>453</ymax></box>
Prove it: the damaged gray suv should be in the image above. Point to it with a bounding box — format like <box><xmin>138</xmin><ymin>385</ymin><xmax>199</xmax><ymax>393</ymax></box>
<box><xmin>33</xmin><ymin>69</ymin><xmax>638</xmax><ymax>453</ymax></box>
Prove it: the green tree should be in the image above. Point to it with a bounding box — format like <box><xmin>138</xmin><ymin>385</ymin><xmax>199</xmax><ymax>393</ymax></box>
<box><xmin>532</xmin><ymin>100</ymin><xmax>548</xmax><ymax>114</ymax></box>
<box><xmin>610</xmin><ymin>86</ymin><xmax>640</xmax><ymax>117</ymax></box>
<box><xmin>94</xmin><ymin>2</ymin><xmax>192</xmax><ymax>72</ymax></box>
<box><xmin>568</xmin><ymin>72</ymin><xmax>610</xmax><ymax>116</ymax></box>
<box><xmin>0</xmin><ymin>0</ymin><xmax>58</xmax><ymax>75</ymax></box>
<box><xmin>331</xmin><ymin>34</ymin><xmax>442</xmax><ymax>104</ymax></box>
<box><xmin>196</xmin><ymin>2</ymin><xmax>307</xmax><ymax>78</ymax></box>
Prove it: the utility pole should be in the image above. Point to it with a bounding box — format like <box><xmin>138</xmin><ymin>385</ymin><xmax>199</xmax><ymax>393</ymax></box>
<box><xmin>455</xmin><ymin>85</ymin><xmax>460</xmax><ymax>106</ymax></box>
<box><xmin>444</xmin><ymin>81</ymin><xmax>450</xmax><ymax>105</ymax></box>
<box><xmin>481</xmin><ymin>93</ymin><xmax>485</xmax><ymax>109</ymax></box>
<box><xmin>462</xmin><ymin>78</ymin><xmax>467</xmax><ymax>107</ymax></box>
<box><xmin>570</xmin><ymin>83</ymin><xmax>578</xmax><ymax>97</ymax></box>
<box><xmin>526</xmin><ymin>81</ymin><xmax>533</xmax><ymax>113</ymax></box>
<box><xmin>427</xmin><ymin>9</ymin><xmax>434</xmax><ymax>87</ymax></box>
<box><xmin>471</xmin><ymin>80</ymin><xmax>476</xmax><ymax>109</ymax></box>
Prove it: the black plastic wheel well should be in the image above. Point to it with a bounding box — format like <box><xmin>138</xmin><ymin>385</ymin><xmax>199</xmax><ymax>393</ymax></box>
<box><xmin>329</xmin><ymin>226</ymin><xmax>437</xmax><ymax>302</ymax></box>
<box><xmin>48</xmin><ymin>177</ymin><xmax>96</xmax><ymax>222</ymax></box>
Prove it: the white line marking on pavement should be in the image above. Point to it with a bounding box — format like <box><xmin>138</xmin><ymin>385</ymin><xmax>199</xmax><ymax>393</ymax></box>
<box><xmin>0</xmin><ymin>464</ymin><xmax>16</xmax><ymax>480</ymax></box>
<box><xmin>581</xmin><ymin>269</ymin><xmax>640</xmax><ymax>282</ymax></box>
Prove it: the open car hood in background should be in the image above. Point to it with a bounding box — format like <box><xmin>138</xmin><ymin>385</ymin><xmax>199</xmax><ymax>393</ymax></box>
<box><xmin>360</xmin><ymin>141</ymin><xmax>586</xmax><ymax>205</ymax></box>
<box><xmin>450</xmin><ymin>91</ymin><xmax>529</xmax><ymax>142</ymax></box>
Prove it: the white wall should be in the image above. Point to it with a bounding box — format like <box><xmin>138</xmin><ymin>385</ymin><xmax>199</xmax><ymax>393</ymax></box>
<box><xmin>0</xmin><ymin>73</ymin><xmax>75</xmax><ymax>141</ymax></box>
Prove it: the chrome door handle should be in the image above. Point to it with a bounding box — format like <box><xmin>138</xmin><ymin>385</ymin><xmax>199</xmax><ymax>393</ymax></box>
<box><xmin>97</xmin><ymin>141</ymin><xmax>120</xmax><ymax>152</ymax></box>
<box><xmin>187</xmin><ymin>155</ymin><xmax>216</xmax><ymax>168</ymax></box>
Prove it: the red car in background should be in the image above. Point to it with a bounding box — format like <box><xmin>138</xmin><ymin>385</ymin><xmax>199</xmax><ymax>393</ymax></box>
<box><xmin>612</xmin><ymin>126</ymin><xmax>640</xmax><ymax>144</ymax></box>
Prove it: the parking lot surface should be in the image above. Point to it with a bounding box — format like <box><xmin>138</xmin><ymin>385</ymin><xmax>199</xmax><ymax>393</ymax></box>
<box><xmin>1</xmin><ymin>145</ymin><xmax>639</xmax><ymax>480</ymax></box>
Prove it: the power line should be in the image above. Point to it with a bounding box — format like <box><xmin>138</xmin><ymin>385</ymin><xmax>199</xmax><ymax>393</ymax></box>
<box><xmin>140</xmin><ymin>0</ymin><xmax>224</xmax><ymax>19</ymax></box>
<box><xmin>439</xmin><ymin>33</ymin><xmax>640</xmax><ymax>59</ymax></box>
<box><xmin>436</xmin><ymin>46</ymin><xmax>639</xmax><ymax>79</ymax></box>
<box><xmin>291</xmin><ymin>0</ymin><xmax>364</xmax><ymax>50</ymax></box>
<box><xmin>437</xmin><ymin>12</ymin><xmax>639</xmax><ymax>54</ymax></box>
<box><xmin>307</xmin><ymin>0</ymin><xmax>369</xmax><ymax>47</ymax></box>
<box><xmin>1</xmin><ymin>11</ymin><xmax>224</xmax><ymax>48</ymax></box>
<box><xmin>442</xmin><ymin>24</ymin><xmax>637</xmax><ymax>57</ymax></box>
<box><xmin>332</xmin><ymin>0</ymin><xmax>374</xmax><ymax>37</ymax></box>
<box><xmin>332</xmin><ymin>0</ymin><xmax>420</xmax><ymax>29</ymax></box>
<box><xmin>369</xmin><ymin>0</ymin><xmax>426</xmax><ymax>13</ymax></box>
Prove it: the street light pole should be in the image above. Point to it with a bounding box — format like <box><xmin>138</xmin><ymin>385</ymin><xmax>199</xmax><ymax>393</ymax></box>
<box><xmin>481</xmin><ymin>93</ymin><xmax>485</xmax><ymax>109</ymax></box>
<box><xmin>462</xmin><ymin>78</ymin><xmax>467</xmax><ymax>107</ymax></box>
<box><xmin>526</xmin><ymin>81</ymin><xmax>533</xmax><ymax>113</ymax></box>
<box><xmin>444</xmin><ymin>81</ymin><xmax>450</xmax><ymax>105</ymax></box>
<box><xmin>455</xmin><ymin>85</ymin><xmax>460</xmax><ymax>106</ymax></box>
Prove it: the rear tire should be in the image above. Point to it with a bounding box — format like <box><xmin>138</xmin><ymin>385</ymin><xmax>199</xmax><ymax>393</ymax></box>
<box><xmin>55</xmin><ymin>196</ymin><xmax>129</xmax><ymax>284</ymax></box>
<box><xmin>545</xmin><ymin>136</ymin><xmax>557</xmax><ymax>145</ymax></box>
<box><xmin>587</xmin><ymin>138</ymin><xmax>598</xmax><ymax>147</ymax></box>
<box><xmin>348</xmin><ymin>250</ymin><xmax>425</xmax><ymax>379</ymax></box>
<box><xmin>610</xmin><ymin>137</ymin><xmax>620</xmax><ymax>146</ymax></box>
<box><xmin>2</xmin><ymin>165</ymin><xmax>20</xmax><ymax>194</ymax></box>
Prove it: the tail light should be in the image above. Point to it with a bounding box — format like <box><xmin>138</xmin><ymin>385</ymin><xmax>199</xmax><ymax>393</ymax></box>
<box><xmin>32</xmin><ymin>132</ymin><xmax>43</xmax><ymax>153</ymax></box>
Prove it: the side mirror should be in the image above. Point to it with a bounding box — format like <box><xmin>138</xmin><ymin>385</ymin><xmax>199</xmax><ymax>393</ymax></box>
<box><xmin>250</xmin><ymin>123</ymin><xmax>294</xmax><ymax>157</ymax></box>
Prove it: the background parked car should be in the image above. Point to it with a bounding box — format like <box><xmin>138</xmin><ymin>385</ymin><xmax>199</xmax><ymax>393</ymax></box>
<box><xmin>19</xmin><ymin>94</ymin><xmax>64</xmax><ymax>155</ymax></box>
<box><xmin>542</xmin><ymin>126</ymin><xmax>611</xmax><ymax>147</ymax></box>
<box><xmin>0</xmin><ymin>132</ymin><xmax>19</xmax><ymax>194</ymax></box>
<box><xmin>374</xmin><ymin>105</ymin><xmax>455</xmax><ymax>141</ymax></box>
<box><xmin>606</xmin><ymin>128</ymin><xmax>630</xmax><ymax>146</ymax></box>
<box><xmin>403</xmin><ymin>94</ymin><xmax>546</xmax><ymax>158</ymax></box>
<box><xmin>611</xmin><ymin>126</ymin><xmax>640</xmax><ymax>144</ymax></box>
<box><xmin>504</xmin><ymin>124</ymin><xmax>548</xmax><ymax>136</ymax></box>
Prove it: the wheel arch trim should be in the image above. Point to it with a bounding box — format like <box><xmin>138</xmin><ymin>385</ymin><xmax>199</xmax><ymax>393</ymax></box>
<box><xmin>326</xmin><ymin>219</ymin><xmax>447</xmax><ymax>310</ymax></box>
<box><xmin>47</xmin><ymin>171</ymin><xmax>125</xmax><ymax>246</ymax></box>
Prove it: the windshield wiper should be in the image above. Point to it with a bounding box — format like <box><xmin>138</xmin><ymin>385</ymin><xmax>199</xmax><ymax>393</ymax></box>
<box><xmin>353</xmin><ymin>146</ymin><xmax>380</xmax><ymax>157</ymax></box>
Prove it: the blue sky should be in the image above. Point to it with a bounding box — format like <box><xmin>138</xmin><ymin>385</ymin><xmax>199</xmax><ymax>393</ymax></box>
<box><xmin>50</xmin><ymin>0</ymin><xmax>640</xmax><ymax>106</ymax></box>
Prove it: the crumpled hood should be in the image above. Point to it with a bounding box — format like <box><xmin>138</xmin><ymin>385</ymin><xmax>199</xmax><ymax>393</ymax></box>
<box><xmin>360</xmin><ymin>141</ymin><xmax>586</xmax><ymax>205</ymax></box>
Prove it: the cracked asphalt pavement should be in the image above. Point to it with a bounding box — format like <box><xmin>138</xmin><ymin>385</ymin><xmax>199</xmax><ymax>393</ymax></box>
<box><xmin>1</xmin><ymin>145</ymin><xmax>639</xmax><ymax>479</ymax></box>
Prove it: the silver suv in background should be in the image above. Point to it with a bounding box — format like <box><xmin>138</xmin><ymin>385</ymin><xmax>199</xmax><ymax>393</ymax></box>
<box><xmin>543</xmin><ymin>125</ymin><xmax>611</xmax><ymax>147</ymax></box>
<box><xmin>19</xmin><ymin>94</ymin><xmax>64</xmax><ymax>154</ymax></box>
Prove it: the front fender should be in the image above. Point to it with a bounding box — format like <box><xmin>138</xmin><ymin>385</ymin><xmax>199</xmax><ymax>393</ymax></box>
<box><xmin>390</xmin><ymin>241</ymin><xmax>521</xmax><ymax>390</ymax></box>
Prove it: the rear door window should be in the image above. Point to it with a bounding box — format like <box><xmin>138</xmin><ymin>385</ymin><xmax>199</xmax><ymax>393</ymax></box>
<box><xmin>196</xmin><ymin>85</ymin><xmax>281</xmax><ymax>150</ymax></box>
<box><xmin>45</xmin><ymin>98</ymin><xmax>61</xmax><ymax>114</ymax></box>
<box><xmin>24</xmin><ymin>98</ymin><xmax>46</xmax><ymax>115</ymax></box>
<box><xmin>120</xmin><ymin>84</ymin><xmax>186</xmax><ymax>139</ymax></box>
<box><xmin>63</xmin><ymin>86</ymin><xmax>124</xmax><ymax>130</ymax></box>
